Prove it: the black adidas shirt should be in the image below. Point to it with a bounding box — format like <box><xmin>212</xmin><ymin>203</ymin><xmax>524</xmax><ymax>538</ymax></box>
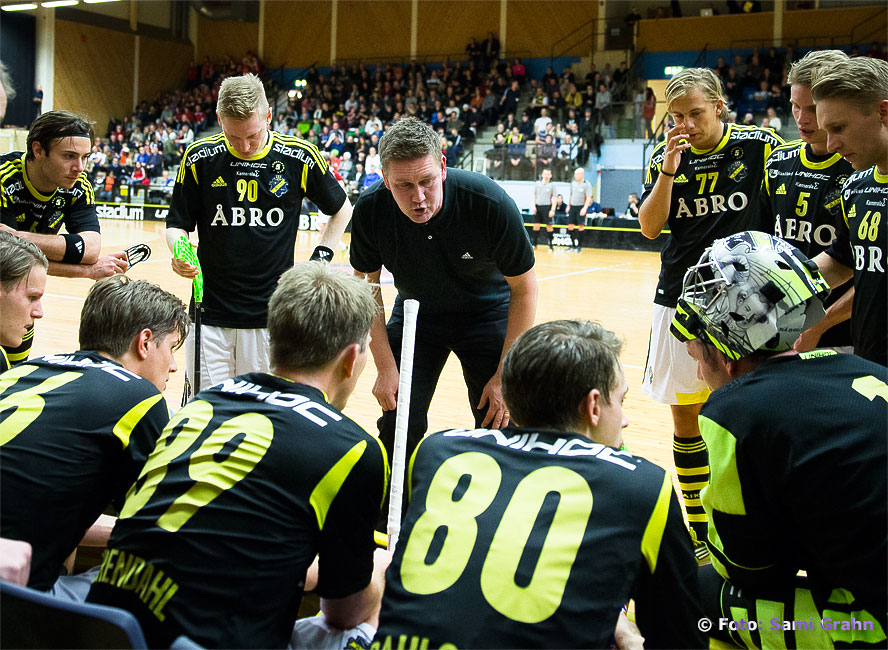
<box><xmin>699</xmin><ymin>352</ymin><xmax>887</xmax><ymax>641</ymax></box>
<box><xmin>761</xmin><ymin>141</ymin><xmax>854</xmax><ymax>347</ymax></box>
<box><xmin>641</xmin><ymin>124</ymin><xmax>783</xmax><ymax>306</ymax></box>
<box><xmin>88</xmin><ymin>374</ymin><xmax>388</xmax><ymax>649</ymax></box>
<box><xmin>350</xmin><ymin>168</ymin><xmax>534</xmax><ymax>313</ymax></box>
<box><xmin>166</xmin><ymin>132</ymin><xmax>346</xmax><ymax>328</ymax></box>
<box><xmin>0</xmin><ymin>151</ymin><xmax>99</xmax><ymax>235</ymax></box>
<box><xmin>0</xmin><ymin>352</ymin><xmax>168</xmax><ymax>591</ymax></box>
<box><xmin>375</xmin><ymin>428</ymin><xmax>704</xmax><ymax>649</ymax></box>
<box><xmin>825</xmin><ymin>166</ymin><xmax>888</xmax><ymax>365</ymax></box>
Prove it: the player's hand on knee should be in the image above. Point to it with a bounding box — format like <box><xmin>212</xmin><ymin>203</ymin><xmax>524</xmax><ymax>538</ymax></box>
<box><xmin>478</xmin><ymin>375</ymin><xmax>509</xmax><ymax>429</ymax></box>
<box><xmin>171</xmin><ymin>256</ymin><xmax>200</xmax><ymax>279</ymax></box>
<box><xmin>89</xmin><ymin>252</ymin><xmax>129</xmax><ymax>279</ymax></box>
<box><xmin>373</xmin><ymin>367</ymin><xmax>399</xmax><ymax>411</ymax></box>
<box><xmin>0</xmin><ymin>538</ymin><xmax>32</xmax><ymax>586</ymax></box>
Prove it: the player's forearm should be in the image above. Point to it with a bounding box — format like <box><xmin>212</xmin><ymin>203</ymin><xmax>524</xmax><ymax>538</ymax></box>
<box><xmin>15</xmin><ymin>230</ymin><xmax>100</xmax><ymax>264</ymax></box>
<box><xmin>317</xmin><ymin>200</ymin><xmax>353</xmax><ymax>251</ymax></box>
<box><xmin>811</xmin><ymin>287</ymin><xmax>854</xmax><ymax>334</ymax></box>
<box><xmin>813</xmin><ymin>251</ymin><xmax>854</xmax><ymax>288</ymax></box>
<box><xmin>320</xmin><ymin>574</ymin><xmax>383</xmax><ymax>630</ymax></box>
<box><xmin>165</xmin><ymin>227</ymin><xmax>190</xmax><ymax>255</ymax></box>
<box><xmin>46</xmin><ymin>260</ymin><xmax>95</xmax><ymax>278</ymax></box>
<box><xmin>638</xmin><ymin>180</ymin><xmax>671</xmax><ymax>239</ymax></box>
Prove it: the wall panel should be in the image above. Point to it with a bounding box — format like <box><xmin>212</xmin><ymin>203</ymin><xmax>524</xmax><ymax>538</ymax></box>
<box><xmin>416</xmin><ymin>1</ymin><xmax>499</xmax><ymax>61</ymax></box>
<box><xmin>139</xmin><ymin>38</ymin><xmax>193</xmax><ymax>108</ymax></box>
<box><xmin>195</xmin><ymin>12</ymin><xmax>259</xmax><ymax>63</ymax></box>
<box><xmin>338</xmin><ymin>1</ymin><xmax>412</xmax><ymax>62</ymax></box>
<box><xmin>637</xmin><ymin>13</ymin><xmax>773</xmax><ymax>52</ymax></box>
<box><xmin>263</xmin><ymin>1</ymin><xmax>332</xmax><ymax>69</ymax></box>
<box><xmin>507</xmin><ymin>1</ymin><xmax>596</xmax><ymax>59</ymax></box>
<box><xmin>54</xmin><ymin>20</ymin><xmax>134</xmax><ymax>127</ymax></box>
<box><xmin>783</xmin><ymin>6</ymin><xmax>886</xmax><ymax>47</ymax></box>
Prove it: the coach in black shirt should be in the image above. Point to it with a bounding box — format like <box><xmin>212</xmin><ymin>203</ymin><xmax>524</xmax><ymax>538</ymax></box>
<box><xmin>351</xmin><ymin>117</ymin><xmax>538</xmax><ymax>480</ymax></box>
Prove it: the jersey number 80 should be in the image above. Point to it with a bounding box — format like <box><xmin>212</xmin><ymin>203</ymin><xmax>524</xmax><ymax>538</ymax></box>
<box><xmin>400</xmin><ymin>451</ymin><xmax>592</xmax><ymax>625</ymax></box>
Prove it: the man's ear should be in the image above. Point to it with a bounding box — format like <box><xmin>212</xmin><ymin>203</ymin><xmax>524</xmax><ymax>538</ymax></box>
<box><xmin>134</xmin><ymin>328</ymin><xmax>154</xmax><ymax>361</ymax></box>
<box><xmin>340</xmin><ymin>343</ymin><xmax>360</xmax><ymax>379</ymax></box>
<box><xmin>579</xmin><ymin>389</ymin><xmax>601</xmax><ymax>428</ymax></box>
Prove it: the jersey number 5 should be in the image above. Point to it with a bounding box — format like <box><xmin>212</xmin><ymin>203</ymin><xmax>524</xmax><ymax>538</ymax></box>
<box><xmin>120</xmin><ymin>400</ymin><xmax>274</xmax><ymax>532</ymax></box>
<box><xmin>399</xmin><ymin>452</ymin><xmax>592</xmax><ymax>624</ymax></box>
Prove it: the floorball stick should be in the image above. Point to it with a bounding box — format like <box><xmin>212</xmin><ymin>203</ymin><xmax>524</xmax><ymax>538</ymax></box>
<box><xmin>387</xmin><ymin>298</ymin><xmax>419</xmax><ymax>550</ymax></box>
<box><xmin>173</xmin><ymin>236</ymin><xmax>204</xmax><ymax>398</ymax></box>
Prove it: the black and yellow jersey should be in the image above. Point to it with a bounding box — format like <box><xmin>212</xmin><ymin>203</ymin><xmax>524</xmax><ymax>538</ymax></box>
<box><xmin>0</xmin><ymin>152</ymin><xmax>99</xmax><ymax>365</ymax></box>
<box><xmin>374</xmin><ymin>427</ymin><xmax>704</xmax><ymax>649</ymax></box>
<box><xmin>641</xmin><ymin>123</ymin><xmax>784</xmax><ymax>307</ymax></box>
<box><xmin>825</xmin><ymin>167</ymin><xmax>887</xmax><ymax>366</ymax></box>
<box><xmin>166</xmin><ymin>131</ymin><xmax>347</xmax><ymax>329</ymax></box>
<box><xmin>0</xmin><ymin>351</ymin><xmax>169</xmax><ymax>591</ymax></box>
<box><xmin>0</xmin><ymin>151</ymin><xmax>98</xmax><ymax>235</ymax></box>
<box><xmin>0</xmin><ymin>346</ymin><xmax>11</xmax><ymax>373</ymax></box>
<box><xmin>699</xmin><ymin>351</ymin><xmax>887</xmax><ymax>647</ymax></box>
<box><xmin>87</xmin><ymin>373</ymin><xmax>388</xmax><ymax>649</ymax></box>
<box><xmin>761</xmin><ymin>141</ymin><xmax>854</xmax><ymax>347</ymax></box>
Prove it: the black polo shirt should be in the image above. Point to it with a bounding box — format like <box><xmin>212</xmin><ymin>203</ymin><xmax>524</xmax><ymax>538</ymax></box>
<box><xmin>350</xmin><ymin>168</ymin><xmax>534</xmax><ymax>314</ymax></box>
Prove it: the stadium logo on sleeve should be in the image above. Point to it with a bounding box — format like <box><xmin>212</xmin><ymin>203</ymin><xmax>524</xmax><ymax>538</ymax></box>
<box><xmin>269</xmin><ymin>174</ymin><xmax>288</xmax><ymax>197</ymax></box>
<box><xmin>272</xmin><ymin>160</ymin><xmax>286</xmax><ymax>174</ymax></box>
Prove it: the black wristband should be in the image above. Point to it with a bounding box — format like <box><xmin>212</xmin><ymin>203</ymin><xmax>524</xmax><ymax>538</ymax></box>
<box><xmin>61</xmin><ymin>233</ymin><xmax>86</xmax><ymax>264</ymax></box>
<box><xmin>659</xmin><ymin>168</ymin><xmax>676</xmax><ymax>177</ymax></box>
<box><xmin>309</xmin><ymin>245</ymin><xmax>334</xmax><ymax>263</ymax></box>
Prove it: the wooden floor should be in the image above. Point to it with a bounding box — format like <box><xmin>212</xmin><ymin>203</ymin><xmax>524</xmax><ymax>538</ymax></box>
<box><xmin>32</xmin><ymin>219</ymin><xmax>678</xmax><ymax>476</ymax></box>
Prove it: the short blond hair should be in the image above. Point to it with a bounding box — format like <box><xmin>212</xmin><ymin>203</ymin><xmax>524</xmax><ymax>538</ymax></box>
<box><xmin>811</xmin><ymin>56</ymin><xmax>888</xmax><ymax>110</ymax></box>
<box><xmin>217</xmin><ymin>73</ymin><xmax>269</xmax><ymax>121</ymax></box>
<box><xmin>666</xmin><ymin>67</ymin><xmax>729</xmax><ymax>120</ymax></box>
<box><xmin>788</xmin><ymin>49</ymin><xmax>849</xmax><ymax>88</ymax></box>
<box><xmin>268</xmin><ymin>262</ymin><xmax>378</xmax><ymax>370</ymax></box>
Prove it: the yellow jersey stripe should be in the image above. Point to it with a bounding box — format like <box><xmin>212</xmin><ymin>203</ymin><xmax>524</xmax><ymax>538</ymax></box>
<box><xmin>112</xmin><ymin>394</ymin><xmax>164</xmax><ymax>449</ymax></box>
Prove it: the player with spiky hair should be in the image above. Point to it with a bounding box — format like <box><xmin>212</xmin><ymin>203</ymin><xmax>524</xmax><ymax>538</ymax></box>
<box><xmin>638</xmin><ymin>68</ymin><xmax>783</xmax><ymax>561</ymax></box>
<box><xmin>760</xmin><ymin>49</ymin><xmax>855</xmax><ymax>352</ymax></box>
<box><xmin>672</xmin><ymin>231</ymin><xmax>887</xmax><ymax>649</ymax></box>
<box><xmin>809</xmin><ymin>55</ymin><xmax>888</xmax><ymax>366</ymax></box>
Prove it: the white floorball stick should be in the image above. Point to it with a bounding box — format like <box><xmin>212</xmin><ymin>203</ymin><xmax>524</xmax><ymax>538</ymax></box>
<box><xmin>387</xmin><ymin>299</ymin><xmax>419</xmax><ymax>551</ymax></box>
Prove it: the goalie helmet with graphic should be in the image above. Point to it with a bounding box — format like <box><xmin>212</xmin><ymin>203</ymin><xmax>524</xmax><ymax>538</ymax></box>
<box><xmin>670</xmin><ymin>231</ymin><xmax>830</xmax><ymax>360</ymax></box>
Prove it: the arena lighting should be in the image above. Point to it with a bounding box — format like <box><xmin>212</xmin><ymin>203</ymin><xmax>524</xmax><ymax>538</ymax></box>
<box><xmin>665</xmin><ymin>65</ymin><xmax>685</xmax><ymax>76</ymax></box>
<box><xmin>293</xmin><ymin>79</ymin><xmax>308</xmax><ymax>88</ymax></box>
<box><xmin>288</xmin><ymin>89</ymin><xmax>297</xmax><ymax>98</ymax></box>
<box><xmin>41</xmin><ymin>0</ymin><xmax>79</xmax><ymax>6</ymax></box>
<box><xmin>82</xmin><ymin>0</ymin><xmax>123</xmax><ymax>4</ymax></box>
<box><xmin>1</xmin><ymin>3</ymin><xmax>39</xmax><ymax>10</ymax></box>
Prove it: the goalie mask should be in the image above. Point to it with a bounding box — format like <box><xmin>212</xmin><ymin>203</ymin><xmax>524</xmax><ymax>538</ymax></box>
<box><xmin>671</xmin><ymin>231</ymin><xmax>830</xmax><ymax>360</ymax></box>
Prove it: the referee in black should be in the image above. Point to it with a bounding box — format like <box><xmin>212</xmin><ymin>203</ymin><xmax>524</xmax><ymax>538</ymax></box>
<box><xmin>350</xmin><ymin>117</ymin><xmax>538</xmax><ymax>488</ymax></box>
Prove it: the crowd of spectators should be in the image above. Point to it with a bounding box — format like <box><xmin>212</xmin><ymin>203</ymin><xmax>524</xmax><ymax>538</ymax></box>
<box><xmin>483</xmin><ymin>60</ymin><xmax>641</xmax><ymax>182</ymax></box>
<box><xmin>86</xmin><ymin>50</ymin><xmax>263</xmax><ymax>202</ymax></box>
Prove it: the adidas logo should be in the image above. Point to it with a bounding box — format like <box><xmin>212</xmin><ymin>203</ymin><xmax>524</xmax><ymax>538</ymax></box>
<box><xmin>461</xmin><ymin>252</ymin><xmax>473</xmax><ymax>260</ymax></box>
<box><xmin>847</xmin><ymin>205</ymin><xmax>857</xmax><ymax>220</ymax></box>
<box><xmin>674</xmin><ymin>174</ymin><xmax>688</xmax><ymax>183</ymax></box>
<box><xmin>776</xmin><ymin>184</ymin><xmax>786</xmax><ymax>195</ymax></box>
<box><xmin>211</xmin><ymin>176</ymin><xmax>227</xmax><ymax>188</ymax></box>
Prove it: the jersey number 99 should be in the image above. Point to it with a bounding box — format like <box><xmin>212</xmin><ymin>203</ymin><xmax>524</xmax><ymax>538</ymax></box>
<box><xmin>120</xmin><ymin>401</ymin><xmax>274</xmax><ymax>532</ymax></box>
